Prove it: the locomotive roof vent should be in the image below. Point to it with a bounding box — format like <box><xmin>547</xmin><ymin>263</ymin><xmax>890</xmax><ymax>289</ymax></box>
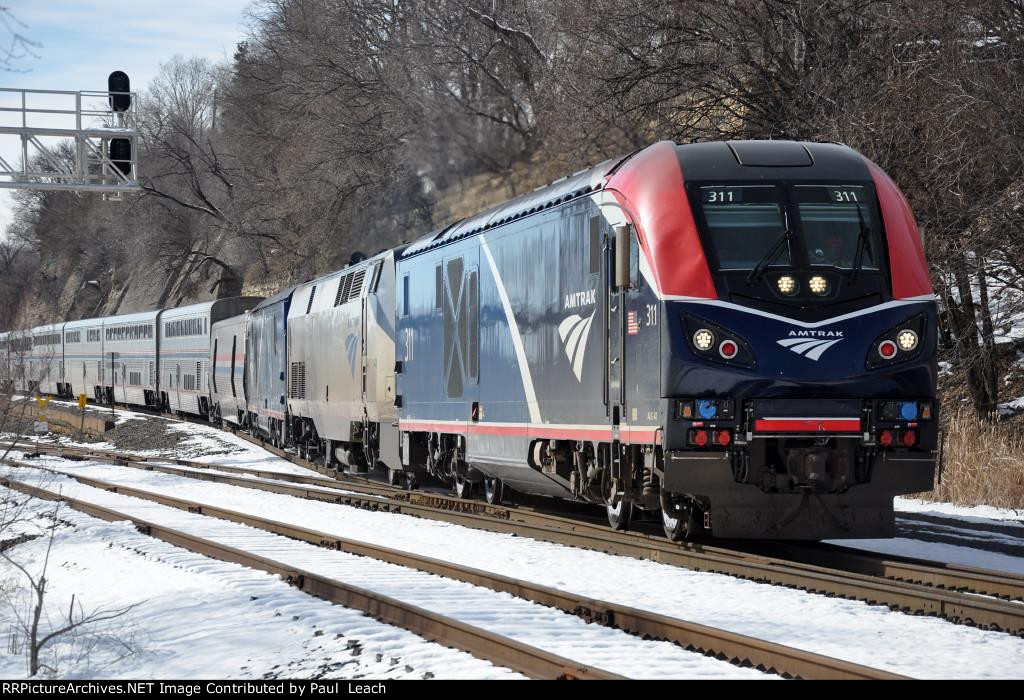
<box><xmin>727</xmin><ymin>140</ymin><xmax>813</xmax><ymax>167</ymax></box>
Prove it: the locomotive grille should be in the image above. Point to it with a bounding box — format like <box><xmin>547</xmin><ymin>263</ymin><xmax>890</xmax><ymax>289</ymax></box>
<box><xmin>348</xmin><ymin>269</ymin><xmax>365</xmax><ymax>301</ymax></box>
<box><xmin>289</xmin><ymin>361</ymin><xmax>306</xmax><ymax>399</ymax></box>
<box><xmin>333</xmin><ymin>268</ymin><xmax>366</xmax><ymax>306</ymax></box>
<box><xmin>334</xmin><ymin>273</ymin><xmax>350</xmax><ymax>306</ymax></box>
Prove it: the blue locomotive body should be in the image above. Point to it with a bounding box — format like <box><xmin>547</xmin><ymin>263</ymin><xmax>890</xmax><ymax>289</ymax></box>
<box><xmin>7</xmin><ymin>140</ymin><xmax>939</xmax><ymax>540</ymax></box>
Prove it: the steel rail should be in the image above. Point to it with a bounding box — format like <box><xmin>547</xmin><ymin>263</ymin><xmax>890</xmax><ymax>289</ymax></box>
<box><xmin>756</xmin><ymin>540</ymin><xmax>1024</xmax><ymax>602</ymax></box>
<box><xmin>2</xmin><ymin>465</ymin><xmax>900</xmax><ymax>680</ymax></box>
<box><xmin>0</xmin><ymin>474</ymin><xmax>620</xmax><ymax>681</ymax></box>
<box><xmin>18</xmin><ymin>440</ymin><xmax>1024</xmax><ymax>635</ymax></box>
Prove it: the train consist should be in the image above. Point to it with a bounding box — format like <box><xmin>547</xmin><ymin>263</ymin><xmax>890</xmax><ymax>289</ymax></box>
<box><xmin>0</xmin><ymin>140</ymin><xmax>939</xmax><ymax>540</ymax></box>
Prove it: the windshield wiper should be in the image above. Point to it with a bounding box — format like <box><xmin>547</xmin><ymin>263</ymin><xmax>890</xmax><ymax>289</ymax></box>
<box><xmin>849</xmin><ymin>204</ymin><xmax>872</xmax><ymax>283</ymax></box>
<box><xmin>746</xmin><ymin>227</ymin><xmax>793</xmax><ymax>284</ymax></box>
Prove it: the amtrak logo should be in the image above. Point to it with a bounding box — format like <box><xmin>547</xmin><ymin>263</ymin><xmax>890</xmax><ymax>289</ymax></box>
<box><xmin>558</xmin><ymin>310</ymin><xmax>596</xmax><ymax>381</ymax></box>
<box><xmin>776</xmin><ymin>330</ymin><xmax>844</xmax><ymax>361</ymax></box>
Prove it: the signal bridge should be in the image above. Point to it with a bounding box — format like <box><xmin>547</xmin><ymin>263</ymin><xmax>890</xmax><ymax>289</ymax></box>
<box><xmin>0</xmin><ymin>71</ymin><xmax>139</xmax><ymax>199</ymax></box>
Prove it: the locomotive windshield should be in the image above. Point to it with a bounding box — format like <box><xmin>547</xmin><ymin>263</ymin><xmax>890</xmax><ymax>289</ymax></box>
<box><xmin>696</xmin><ymin>184</ymin><xmax>882</xmax><ymax>272</ymax></box>
<box><xmin>700</xmin><ymin>186</ymin><xmax>789</xmax><ymax>270</ymax></box>
<box><xmin>792</xmin><ymin>185</ymin><xmax>878</xmax><ymax>270</ymax></box>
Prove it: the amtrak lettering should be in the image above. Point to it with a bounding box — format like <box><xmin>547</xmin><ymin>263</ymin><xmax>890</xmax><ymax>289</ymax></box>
<box><xmin>563</xmin><ymin>289</ymin><xmax>596</xmax><ymax>310</ymax></box>
<box><xmin>786</xmin><ymin>330</ymin><xmax>844</xmax><ymax>338</ymax></box>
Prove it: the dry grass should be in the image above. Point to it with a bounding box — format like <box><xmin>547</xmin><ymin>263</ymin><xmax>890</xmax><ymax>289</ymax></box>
<box><xmin>918</xmin><ymin>406</ymin><xmax>1024</xmax><ymax>509</ymax></box>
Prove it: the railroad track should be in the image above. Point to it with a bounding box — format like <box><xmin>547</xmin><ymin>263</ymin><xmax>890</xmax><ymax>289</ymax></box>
<box><xmin>0</xmin><ymin>466</ymin><xmax>898</xmax><ymax>680</ymax></box>
<box><xmin>1</xmin><ymin>473</ymin><xmax>614</xmax><ymax>680</ymax></box>
<box><xmin>15</xmin><ymin>437</ymin><xmax>1024</xmax><ymax>636</ymax></box>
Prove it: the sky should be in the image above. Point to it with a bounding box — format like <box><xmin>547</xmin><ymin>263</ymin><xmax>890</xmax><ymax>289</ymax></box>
<box><xmin>0</xmin><ymin>0</ymin><xmax>255</xmax><ymax>234</ymax></box>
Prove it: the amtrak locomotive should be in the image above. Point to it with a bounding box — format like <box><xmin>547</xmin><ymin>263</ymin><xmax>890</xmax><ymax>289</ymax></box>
<box><xmin>1</xmin><ymin>140</ymin><xmax>938</xmax><ymax>541</ymax></box>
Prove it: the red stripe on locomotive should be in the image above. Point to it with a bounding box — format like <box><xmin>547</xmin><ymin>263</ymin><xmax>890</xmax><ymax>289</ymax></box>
<box><xmin>866</xmin><ymin>159</ymin><xmax>933</xmax><ymax>299</ymax></box>
<box><xmin>605</xmin><ymin>140</ymin><xmax>717</xmax><ymax>300</ymax></box>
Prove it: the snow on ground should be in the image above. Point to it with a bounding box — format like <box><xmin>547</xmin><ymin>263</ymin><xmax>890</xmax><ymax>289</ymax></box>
<box><xmin>896</xmin><ymin>497</ymin><xmax>1024</xmax><ymax>525</ymax></box>
<box><xmin>998</xmin><ymin>395</ymin><xmax>1024</xmax><ymax>417</ymax></box>
<box><xmin>2</xmin><ymin>407</ymin><xmax>314</xmax><ymax>478</ymax></box>
<box><xmin>6</xmin><ymin>456</ymin><xmax>1023</xmax><ymax>679</ymax></box>
<box><xmin>826</xmin><ymin>536</ymin><xmax>1024</xmax><ymax>576</ymax></box>
<box><xmin>820</xmin><ymin>497</ymin><xmax>1024</xmax><ymax>575</ymax></box>
<box><xmin>0</xmin><ymin>464</ymin><xmax>770</xmax><ymax>680</ymax></box>
<box><xmin>0</xmin><ymin>493</ymin><xmax>519</xmax><ymax>680</ymax></box>
<box><xmin>836</xmin><ymin>488</ymin><xmax>1024</xmax><ymax>576</ymax></box>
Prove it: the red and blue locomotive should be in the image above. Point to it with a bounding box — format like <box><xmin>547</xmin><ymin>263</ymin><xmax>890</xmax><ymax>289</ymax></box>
<box><xmin>5</xmin><ymin>139</ymin><xmax>937</xmax><ymax>542</ymax></box>
<box><xmin>394</xmin><ymin>140</ymin><xmax>937</xmax><ymax>539</ymax></box>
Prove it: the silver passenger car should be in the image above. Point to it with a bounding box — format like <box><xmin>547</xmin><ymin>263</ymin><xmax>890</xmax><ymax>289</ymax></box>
<box><xmin>63</xmin><ymin>318</ymin><xmax>105</xmax><ymax>401</ymax></box>
<box><xmin>245</xmin><ymin>288</ymin><xmax>294</xmax><ymax>442</ymax></box>
<box><xmin>159</xmin><ymin>298</ymin><xmax>261</xmax><ymax>417</ymax></box>
<box><xmin>6</xmin><ymin>330</ymin><xmax>31</xmax><ymax>393</ymax></box>
<box><xmin>101</xmin><ymin>311</ymin><xmax>158</xmax><ymax>407</ymax></box>
<box><xmin>29</xmin><ymin>324</ymin><xmax>64</xmax><ymax>397</ymax></box>
<box><xmin>209</xmin><ymin>310</ymin><xmax>256</xmax><ymax>425</ymax></box>
<box><xmin>287</xmin><ymin>250</ymin><xmax>400</xmax><ymax>469</ymax></box>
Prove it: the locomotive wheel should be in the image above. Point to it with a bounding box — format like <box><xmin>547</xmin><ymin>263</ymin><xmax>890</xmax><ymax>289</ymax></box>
<box><xmin>453</xmin><ymin>471</ymin><xmax>475</xmax><ymax>499</ymax></box>
<box><xmin>660</xmin><ymin>491</ymin><xmax>701</xmax><ymax>542</ymax></box>
<box><xmin>388</xmin><ymin>468</ymin><xmax>403</xmax><ymax>487</ymax></box>
<box><xmin>483</xmin><ymin>476</ymin><xmax>503</xmax><ymax>505</ymax></box>
<box><xmin>605</xmin><ymin>498</ymin><xmax>633</xmax><ymax>530</ymax></box>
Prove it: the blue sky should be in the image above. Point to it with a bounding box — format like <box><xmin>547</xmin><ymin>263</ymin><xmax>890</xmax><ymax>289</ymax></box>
<box><xmin>0</xmin><ymin>0</ymin><xmax>255</xmax><ymax>232</ymax></box>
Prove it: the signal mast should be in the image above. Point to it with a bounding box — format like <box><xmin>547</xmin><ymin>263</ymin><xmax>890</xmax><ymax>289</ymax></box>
<box><xmin>0</xmin><ymin>71</ymin><xmax>139</xmax><ymax>200</ymax></box>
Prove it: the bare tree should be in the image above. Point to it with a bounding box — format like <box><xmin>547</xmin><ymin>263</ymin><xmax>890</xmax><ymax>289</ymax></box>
<box><xmin>1</xmin><ymin>495</ymin><xmax>137</xmax><ymax>676</ymax></box>
<box><xmin>0</xmin><ymin>6</ymin><xmax>40</xmax><ymax>72</ymax></box>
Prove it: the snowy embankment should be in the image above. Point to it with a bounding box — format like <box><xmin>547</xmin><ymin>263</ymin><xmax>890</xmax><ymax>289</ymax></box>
<box><xmin>825</xmin><ymin>497</ymin><xmax>1024</xmax><ymax>576</ymax></box>
<box><xmin>0</xmin><ymin>465</ymin><xmax>769</xmax><ymax>680</ymax></box>
<box><xmin>0</xmin><ymin>498</ymin><xmax>517</xmax><ymax>680</ymax></box>
<box><xmin>3</xmin><ymin>454</ymin><xmax>1023</xmax><ymax>679</ymax></box>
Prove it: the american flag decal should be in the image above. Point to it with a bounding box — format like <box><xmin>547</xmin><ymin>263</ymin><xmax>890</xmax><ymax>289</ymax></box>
<box><xmin>627</xmin><ymin>311</ymin><xmax>640</xmax><ymax>335</ymax></box>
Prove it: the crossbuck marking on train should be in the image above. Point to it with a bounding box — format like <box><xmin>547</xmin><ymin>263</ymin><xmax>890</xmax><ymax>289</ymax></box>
<box><xmin>558</xmin><ymin>311</ymin><xmax>596</xmax><ymax>381</ymax></box>
<box><xmin>776</xmin><ymin>336</ymin><xmax>844</xmax><ymax>361</ymax></box>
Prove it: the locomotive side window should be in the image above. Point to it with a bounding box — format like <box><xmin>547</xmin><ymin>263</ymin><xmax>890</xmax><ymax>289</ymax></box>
<box><xmin>589</xmin><ymin>216</ymin><xmax>601</xmax><ymax>275</ymax></box>
<box><xmin>793</xmin><ymin>185</ymin><xmax>879</xmax><ymax>270</ymax></box>
<box><xmin>369</xmin><ymin>261</ymin><xmax>383</xmax><ymax>294</ymax></box>
<box><xmin>699</xmin><ymin>185</ymin><xmax>788</xmax><ymax>270</ymax></box>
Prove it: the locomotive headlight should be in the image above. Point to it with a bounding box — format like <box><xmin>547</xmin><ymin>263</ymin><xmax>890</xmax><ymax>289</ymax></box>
<box><xmin>808</xmin><ymin>275</ymin><xmax>830</xmax><ymax>295</ymax></box>
<box><xmin>776</xmin><ymin>275</ymin><xmax>798</xmax><ymax>295</ymax></box>
<box><xmin>692</xmin><ymin>328</ymin><xmax>715</xmax><ymax>351</ymax></box>
<box><xmin>682</xmin><ymin>314</ymin><xmax>756</xmax><ymax>369</ymax></box>
<box><xmin>897</xmin><ymin>329</ymin><xmax>918</xmax><ymax>351</ymax></box>
<box><xmin>865</xmin><ymin>310</ymin><xmax>927</xmax><ymax>370</ymax></box>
